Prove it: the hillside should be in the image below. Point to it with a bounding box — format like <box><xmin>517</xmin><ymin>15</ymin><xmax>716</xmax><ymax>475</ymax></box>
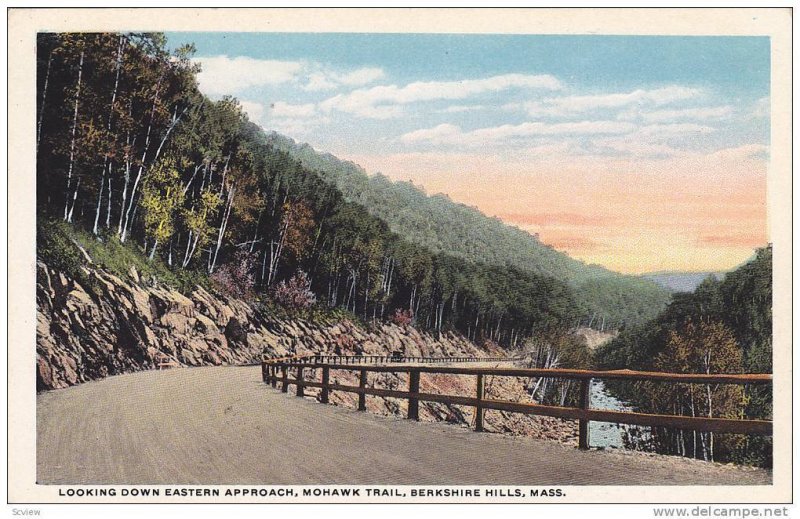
<box><xmin>265</xmin><ymin>132</ymin><xmax>671</xmax><ymax>328</ymax></box>
<box><xmin>36</xmin><ymin>33</ymin><xmax>585</xmax><ymax>354</ymax></box>
<box><xmin>642</xmin><ymin>271</ymin><xmax>724</xmax><ymax>293</ymax></box>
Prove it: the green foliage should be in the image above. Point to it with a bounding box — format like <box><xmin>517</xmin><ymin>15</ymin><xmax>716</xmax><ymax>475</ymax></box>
<box><xmin>37</xmin><ymin>218</ymin><xmax>86</xmax><ymax>279</ymax></box>
<box><xmin>594</xmin><ymin>247</ymin><xmax>773</xmax><ymax>466</ymax></box>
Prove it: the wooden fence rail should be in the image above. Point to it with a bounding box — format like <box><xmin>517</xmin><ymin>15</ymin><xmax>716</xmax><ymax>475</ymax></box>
<box><xmin>261</xmin><ymin>354</ymin><xmax>516</xmax><ymax>365</ymax></box>
<box><xmin>261</xmin><ymin>356</ymin><xmax>772</xmax><ymax>449</ymax></box>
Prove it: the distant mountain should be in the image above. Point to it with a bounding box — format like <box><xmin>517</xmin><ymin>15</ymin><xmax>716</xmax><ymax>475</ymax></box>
<box><xmin>266</xmin><ymin>132</ymin><xmax>671</xmax><ymax>328</ymax></box>
<box><xmin>642</xmin><ymin>272</ymin><xmax>724</xmax><ymax>293</ymax></box>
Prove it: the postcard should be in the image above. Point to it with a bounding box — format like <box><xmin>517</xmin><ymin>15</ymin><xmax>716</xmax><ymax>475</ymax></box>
<box><xmin>7</xmin><ymin>6</ymin><xmax>792</xmax><ymax>510</ymax></box>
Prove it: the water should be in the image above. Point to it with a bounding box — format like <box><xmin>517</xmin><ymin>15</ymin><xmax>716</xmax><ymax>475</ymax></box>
<box><xmin>589</xmin><ymin>379</ymin><xmax>650</xmax><ymax>449</ymax></box>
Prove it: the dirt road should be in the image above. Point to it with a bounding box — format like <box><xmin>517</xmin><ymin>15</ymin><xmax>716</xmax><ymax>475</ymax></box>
<box><xmin>37</xmin><ymin>366</ymin><xmax>770</xmax><ymax>485</ymax></box>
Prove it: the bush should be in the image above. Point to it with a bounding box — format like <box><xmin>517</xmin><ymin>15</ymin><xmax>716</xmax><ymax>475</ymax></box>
<box><xmin>210</xmin><ymin>250</ymin><xmax>256</xmax><ymax>300</ymax></box>
<box><xmin>390</xmin><ymin>308</ymin><xmax>414</xmax><ymax>326</ymax></box>
<box><xmin>272</xmin><ymin>270</ymin><xmax>317</xmax><ymax>310</ymax></box>
<box><xmin>37</xmin><ymin>218</ymin><xmax>85</xmax><ymax>279</ymax></box>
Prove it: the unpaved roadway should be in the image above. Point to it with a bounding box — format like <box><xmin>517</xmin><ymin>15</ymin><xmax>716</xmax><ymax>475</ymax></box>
<box><xmin>37</xmin><ymin>366</ymin><xmax>770</xmax><ymax>485</ymax></box>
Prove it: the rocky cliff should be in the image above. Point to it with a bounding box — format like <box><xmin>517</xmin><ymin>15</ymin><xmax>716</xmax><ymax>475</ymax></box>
<box><xmin>36</xmin><ymin>261</ymin><xmax>502</xmax><ymax>390</ymax></box>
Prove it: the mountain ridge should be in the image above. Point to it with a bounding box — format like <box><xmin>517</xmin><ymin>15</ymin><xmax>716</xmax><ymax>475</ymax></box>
<box><xmin>264</xmin><ymin>131</ymin><xmax>671</xmax><ymax>328</ymax></box>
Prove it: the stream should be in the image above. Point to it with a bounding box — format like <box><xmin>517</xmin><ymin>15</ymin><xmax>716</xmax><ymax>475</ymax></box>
<box><xmin>589</xmin><ymin>379</ymin><xmax>650</xmax><ymax>449</ymax></box>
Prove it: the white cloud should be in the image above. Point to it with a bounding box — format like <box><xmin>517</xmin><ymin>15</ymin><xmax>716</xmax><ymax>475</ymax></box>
<box><xmin>636</xmin><ymin>123</ymin><xmax>716</xmax><ymax>139</ymax></box>
<box><xmin>194</xmin><ymin>56</ymin><xmax>305</xmax><ymax>96</ymax></box>
<box><xmin>194</xmin><ymin>55</ymin><xmax>386</xmax><ymax>97</ymax></box>
<box><xmin>303</xmin><ymin>67</ymin><xmax>386</xmax><ymax>92</ymax></box>
<box><xmin>401</xmin><ymin>120</ymin><xmax>635</xmax><ymax>147</ymax></box>
<box><xmin>239</xmin><ymin>100</ymin><xmax>265</xmax><ymax>122</ymax></box>
<box><xmin>339</xmin><ymin>67</ymin><xmax>386</xmax><ymax>86</ymax></box>
<box><xmin>630</xmin><ymin>106</ymin><xmax>733</xmax><ymax>123</ymax></box>
<box><xmin>320</xmin><ymin>73</ymin><xmax>562</xmax><ymax>119</ymax></box>
<box><xmin>437</xmin><ymin>104</ymin><xmax>489</xmax><ymax>114</ymax></box>
<box><xmin>267</xmin><ymin>117</ymin><xmax>331</xmax><ymax>139</ymax></box>
<box><xmin>587</xmin><ymin>123</ymin><xmax>715</xmax><ymax>157</ymax></box>
<box><xmin>749</xmin><ymin>97</ymin><xmax>770</xmax><ymax>119</ymax></box>
<box><xmin>269</xmin><ymin>101</ymin><xmax>316</xmax><ymax>119</ymax></box>
<box><xmin>400</xmin><ymin>124</ymin><xmax>463</xmax><ymax>145</ymax></box>
<box><xmin>525</xmin><ymin>85</ymin><xmax>703</xmax><ymax>118</ymax></box>
<box><xmin>304</xmin><ymin>73</ymin><xmax>338</xmax><ymax>92</ymax></box>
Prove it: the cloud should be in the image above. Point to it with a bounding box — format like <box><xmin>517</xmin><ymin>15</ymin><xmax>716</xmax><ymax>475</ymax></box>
<box><xmin>524</xmin><ymin>85</ymin><xmax>703</xmax><ymax>118</ymax></box>
<box><xmin>239</xmin><ymin>100</ymin><xmax>265</xmax><ymax>122</ymax></box>
<box><xmin>320</xmin><ymin>73</ymin><xmax>562</xmax><ymax>119</ymax></box>
<box><xmin>636</xmin><ymin>123</ymin><xmax>716</xmax><ymax>139</ymax></box>
<box><xmin>194</xmin><ymin>56</ymin><xmax>305</xmax><ymax>96</ymax></box>
<box><xmin>587</xmin><ymin>123</ymin><xmax>716</xmax><ymax>159</ymax></box>
<box><xmin>338</xmin><ymin>67</ymin><xmax>386</xmax><ymax>86</ymax></box>
<box><xmin>437</xmin><ymin>104</ymin><xmax>489</xmax><ymax>114</ymax></box>
<box><xmin>400</xmin><ymin>120</ymin><xmax>635</xmax><ymax>146</ymax></box>
<box><xmin>193</xmin><ymin>55</ymin><xmax>386</xmax><ymax>97</ymax></box>
<box><xmin>269</xmin><ymin>101</ymin><xmax>316</xmax><ymax>119</ymax></box>
<box><xmin>635</xmin><ymin>106</ymin><xmax>733</xmax><ymax>123</ymax></box>
<box><xmin>749</xmin><ymin>97</ymin><xmax>770</xmax><ymax>119</ymax></box>
<box><xmin>303</xmin><ymin>73</ymin><xmax>338</xmax><ymax>92</ymax></box>
<box><xmin>303</xmin><ymin>67</ymin><xmax>386</xmax><ymax>92</ymax></box>
<box><xmin>267</xmin><ymin>117</ymin><xmax>330</xmax><ymax>139</ymax></box>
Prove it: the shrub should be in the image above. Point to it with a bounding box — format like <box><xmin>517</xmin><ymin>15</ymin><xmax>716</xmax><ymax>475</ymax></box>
<box><xmin>390</xmin><ymin>308</ymin><xmax>414</xmax><ymax>326</ymax></box>
<box><xmin>37</xmin><ymin>218</ymin><xmax>85</xmax><ymax>279</ymax></box>
<box><xmin>210</xmin><ymin>250</ymin><xmax>256</xmax><ymax>300</ymax></box>
<box><xmin>273</xmin><ymin>270</ymin><xmax>317</xmax><ymax>310</ymax></box>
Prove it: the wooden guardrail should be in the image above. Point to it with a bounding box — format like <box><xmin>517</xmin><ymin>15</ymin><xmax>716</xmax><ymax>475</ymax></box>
<box><xmin>260</xmin><ymin>357</ymin><xmax>772</xmax><ymax>449</ymax></box>
<box><xmin>262</xmin><ymin>354</ymin><xmax>514</xmax><ymax>365</ymax></box>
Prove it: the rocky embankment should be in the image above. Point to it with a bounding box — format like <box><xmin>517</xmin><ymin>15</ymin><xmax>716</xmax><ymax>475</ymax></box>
<box><xmin>37</xmin><ymin>260</ymin><xmax>578</xmax><ymax>445</ymax></box>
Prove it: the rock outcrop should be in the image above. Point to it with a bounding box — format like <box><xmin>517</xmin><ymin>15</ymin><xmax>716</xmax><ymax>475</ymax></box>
<box><xmin>36</xmin><ymin>261</ymin><xmax>500</xmax><ymax>390</ymax></box>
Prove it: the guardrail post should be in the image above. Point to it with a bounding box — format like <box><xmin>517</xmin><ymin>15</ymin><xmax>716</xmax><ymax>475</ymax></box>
<box><xmin>281</xmin><ymin>365</ymin><xmax>288</xmax><ymax>393</ymax></box>
<box><xmin>271</xmin><ymin>365</ymin><xmax>277</xmax><ymax>388</ymax></box>
<box><xmin>358</xmin><ymin>369</ymin><xmax>367</xmax><ymax>411</ymax></box>
<box><xmin>296</xmin><ymin>366</ymin><xmax>305</xmax><ymax>397</ymax></box>
<box><xmin>579</xmin><ymin>378</ymin><xmax>591</xmax><ymax>450</ymax></box>
<box><xmin>320</xmin><ymin>366</ymin><xmax>330</xmax><ymax>403</ymax></box>
<box><xmin>475</xmin><ymin>373</ymin><xmax>485</xmax><ymax>432</ymax></box>
<box><xmin>261</xmin><ymin>362</ymin><xmax>268</xmax><ymax>382</ymax></box>
<box><xmin>408</xmin><ymin>370</ymin><xmax>420</xmax><ymax>420</ymax></box>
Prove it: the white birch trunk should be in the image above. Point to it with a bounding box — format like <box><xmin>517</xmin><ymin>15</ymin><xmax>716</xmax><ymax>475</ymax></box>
<box><xmin>209</xmin><ymin>183</ymin><xmax>235</xmax><ymax>274</ymax></box>
<box><xmin>37</xmin><ymin>49</ymin><xmax>53</xmax><ymax>154</ymax></box>
<box><xmin>64</xmin><ymin>50</ymin><xmax>84</xmax><ymax>221</ymax></box>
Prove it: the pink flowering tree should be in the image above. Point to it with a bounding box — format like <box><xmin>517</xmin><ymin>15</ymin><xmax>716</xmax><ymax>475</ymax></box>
<box><xmin>273</xmin><ymin>270</ymin><xmax>317</xmax><ymax>310</ymax></box>
<box><xmin>210</xmin><ymin>250</ymin><xmax>256</xmax><ymax>300</ymax></box>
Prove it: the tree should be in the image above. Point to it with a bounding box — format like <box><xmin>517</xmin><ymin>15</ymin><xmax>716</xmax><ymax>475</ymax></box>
<box><xmin>652</xmin><ymin>320</ymin><xmax>745</xmax><ymax>462</ymax></box>
<box><xmin>140</xmin><ymin>156</ymin><xmax>184</xmax><ymax>259</ymax></box>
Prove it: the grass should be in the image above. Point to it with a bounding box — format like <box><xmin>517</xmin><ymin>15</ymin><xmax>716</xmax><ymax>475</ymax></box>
<box><xmin>37</xmin><ymin>217</ymin><xmax>209</xmax><ymax>294</ymax></box>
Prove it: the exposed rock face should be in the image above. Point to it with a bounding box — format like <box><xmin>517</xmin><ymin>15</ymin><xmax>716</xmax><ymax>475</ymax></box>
<box><xmin>37</xmin><ymin>260</ymin><xmax>579</xmax><ymax>446</ymax></box>
<box><xmin>36</xmin><ymin>261</ymin><xmax>499</xmax><ymax>391</ymax></box>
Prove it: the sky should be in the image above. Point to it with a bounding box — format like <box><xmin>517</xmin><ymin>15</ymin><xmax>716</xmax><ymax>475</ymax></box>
<box><xmin>165</xmin><ymin>32</ymin><xmax>770</xmax><ymax>275</ymax></box>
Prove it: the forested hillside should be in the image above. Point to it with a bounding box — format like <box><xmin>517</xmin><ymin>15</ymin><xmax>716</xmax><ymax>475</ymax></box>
<box><xmin>595</xmin><ymin>247</ymin><xmax>773</xmax><ymax>466</ymax></box>
<box><xmin>37</xmin><ymin>32</ymin><xmax>588</xmax><ymax>350</ymax></box>
<box><xmin>264</xmin><ymin>133</ymin><xmax>671</xmax><ymax>329</ymax></box>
